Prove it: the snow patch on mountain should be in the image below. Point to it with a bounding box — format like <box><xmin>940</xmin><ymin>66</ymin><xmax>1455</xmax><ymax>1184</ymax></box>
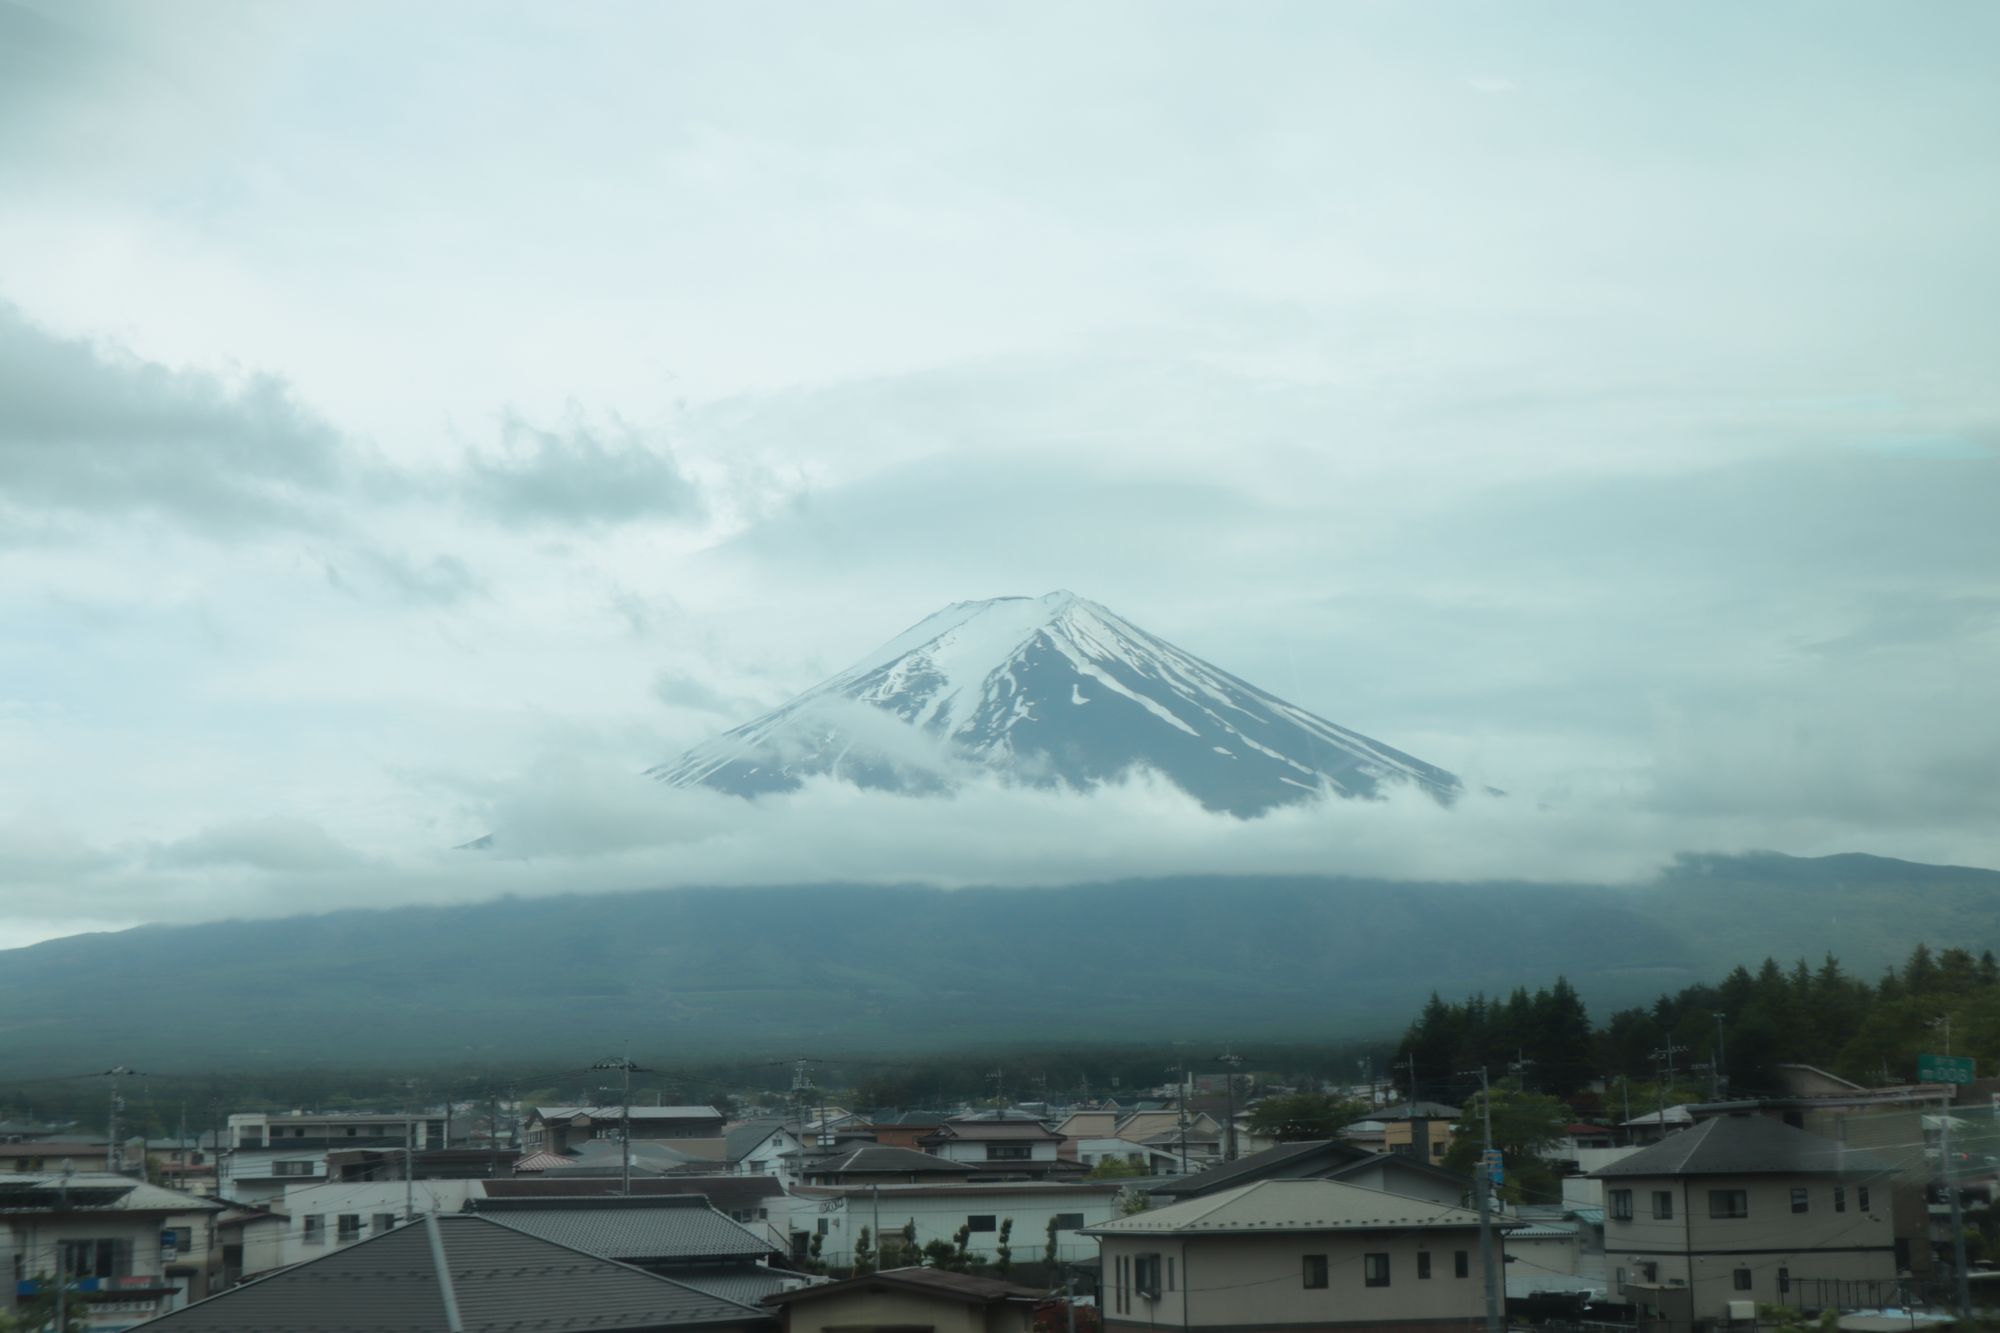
<box><xmin>649</xmin><ymin>591</ymin><xmax>1462</xmax><ymax>816</ymax></box>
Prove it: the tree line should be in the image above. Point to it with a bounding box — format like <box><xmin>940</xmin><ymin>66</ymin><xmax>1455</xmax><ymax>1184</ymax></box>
<box><xmin>1394</xmin><ymin>943</ymin><xmax>2000</xmax><ymax>1107</ymax></box>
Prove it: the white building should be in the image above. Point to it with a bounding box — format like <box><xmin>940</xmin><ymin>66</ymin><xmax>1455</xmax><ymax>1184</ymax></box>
<box><xmin>787</xmin><ymin>1180</ymin><xmax>1125</xmax><ymax>1265</ymax></box>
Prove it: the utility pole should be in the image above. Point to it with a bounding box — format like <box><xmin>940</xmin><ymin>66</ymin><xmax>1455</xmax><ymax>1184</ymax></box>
<box><xmin>402</xmin><ymin>1079</ymin><xmax>419</xmax><ymax>1222</ymax></box>
<box><xmin>1395</xmin><ymin>1054</ymin><xmax>1418</xmax><ymax>1113</ymax></box>
<box><xmin>1712</xmin><ymin>1013</ymin><xmax>1728</xmax><ymax>1097</ymax></box>
<box><xmin>592</xmin><ymin>1057</ymin><xmax>648</xmax><ymax>1195</ymax></box>
<box><xmin>100</xmin><ymin>1067</ymin><xmax>145</xmax><ymax>1176</ymax></box>
<box><xmin>1217</xmin><ymin>1049</ymin><xmax>1245</xmax><ymax>1161</ymax></box>
<box><xmin>1649</xmin><ymin>1042</ymin><xmax>1688</xmax><ymax>1136</ymax></box>
<box><xmin>1943</xmin><ymin>1095</ymin><xmax>1971</xmax><ymax>1316</ymax></box>
<box><xmin>1458</xmin><ymin>1066</ymin><xmax>1501</xmax><ymax>1333</ymax></box>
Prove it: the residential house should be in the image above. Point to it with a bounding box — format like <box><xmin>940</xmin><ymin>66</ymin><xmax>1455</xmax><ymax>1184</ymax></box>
<box><xmin>1087</xmin><ymin>1178</ymin><xmax>1498</xmax><ymax>1333</ymax></box>
<box><xmin>1592</xmin><ymin>1114</ymin><xmax>1900</xmax><ymax>1332</ymax></box>
<box><xmin>1</xmin><ymin>1141</ymin><xmax>113</xmax><ymax>1174</ymax></box>
<box><xmin>465</xmin><ymin>1193</ymin><xmax>802</xmax><ymax>1306</ymax></box>
<box><xmin>1374</xmin><ymin>1101</ymin><xmax>1461</xmax><ymax>1167</ymax></box>
<box><xmin>1073</xmin><ymin>1138</ymin><xmax>1185</xmax><ymax>1176</ymax></box>
<box><xmin>525</xmin><ymin>1106</ymin><xmax>727</xmax><ymax>1153</ymax></box>
<box><xmin>131</xmin><ymin>1212</ymin><xmax>774</xmax><ymax>1333</ymax></box>
<box><xmin>922</xmin><ymin>1120</ymin><xmax>1080</xmax><ymax>1179</ymax></box>
<box><xmin>726</xmin><ymin>1121</ymin><xmax>805</xmax><ymax>1183</ymax></box>
<box><xmin>867</xmin><ymin>1112</ymin><xmax>949</xmax><ymax>1153</ymax></box>
<box><xmin>798</xmin><ymin>1146</ymin><xmax>978</xmax><ymax>1188</ymax></box>
<box><xmin>226</xmin><ymin>1110</ymin><xmax>446</xmax><ymax>1151</ymax></box>
<box><xmin>258</xmin><ymin>1177</ymin><xmax>489</xmax><ymax>1274</ymax></box>
<box><xmin>762</xmin><ymin>1266</ymin><xmax>1042</xmax><ymax>1333</ymax></box>
<box><xmin>1146</xmin><ymin>1138</ymin><xmax>1470</xmax><ymax>1210</ymax></box>
<box><xmin>0</xmin><ymin>1173</ymin><xmax>223</xmax><ymax>1332</ymax></box>
<box><xmin>482</xmin><ymin>1175</ymin><xmax>793</xmax><ymax>1253</ymax></box>
<box><xmin>787</xmin><ymin>1180</ymin><xmax>1125</xmax><ymax>1266</ymax></box>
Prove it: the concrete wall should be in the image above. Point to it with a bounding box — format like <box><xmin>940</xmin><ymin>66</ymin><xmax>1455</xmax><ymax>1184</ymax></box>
<box><xmin>792</xmin><ymin>1188</ymin><xmax>1119</xmax><ymax>1265</ymax></box>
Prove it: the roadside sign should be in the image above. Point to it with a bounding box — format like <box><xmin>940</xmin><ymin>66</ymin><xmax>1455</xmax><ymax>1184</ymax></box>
<box><xmin>1482</xmin><ymin>1148</ymin><xmax>1504</xmax><ymax>1188</ymax></box>
<box><xmin>1919</xmin><ymin>1053</ymin><xmax>1975</xmax><ymax>1085</ymax></box>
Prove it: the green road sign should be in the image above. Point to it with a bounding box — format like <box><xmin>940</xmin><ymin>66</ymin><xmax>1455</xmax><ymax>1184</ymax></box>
<box><xmin>1919</xmin><ymin>1053</ymin><xmax>1975</xmax><ymax>1085</ymax></box>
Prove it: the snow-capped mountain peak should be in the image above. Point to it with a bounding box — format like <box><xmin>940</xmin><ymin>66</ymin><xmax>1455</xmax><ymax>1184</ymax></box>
<box><xmin>650</xmin><ymin>592</ymin><xmax>1461</xmax><ymax>816</ymax></box>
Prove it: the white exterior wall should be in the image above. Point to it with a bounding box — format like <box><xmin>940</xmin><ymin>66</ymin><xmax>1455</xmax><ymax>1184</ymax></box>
<box><xmin>217</xmin><ymin>1150</ymin><xmax>326</xmax><ymax>1207</ymax></box>
<box><xmin>789</xmin><ymin>1187</ymin><xmax>1121</xmax><ymax>1264</ymax></box>
<box><xmin>932</xmin><ymin>1138</ymin><xmax>1060</xmax><ymax>1165</ymax></box>
<box><xmin>267</xmin><ymin>1180</ymin><xmax>485</xmax><ymax>1272</ymax></box>
<box><xmin>735</xmin><ymin>1130</ymin><xmax>805</xmax><ymax>1184</ymax></box>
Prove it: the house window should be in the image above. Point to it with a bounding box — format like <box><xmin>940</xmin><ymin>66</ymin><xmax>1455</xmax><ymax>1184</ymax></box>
<box><xmin>1303</xmin><ymin>1255</ymin><xmax>1328</xmax><ymax>1288</ymax></box>
<box><xmin>1609</xmin><ymin>1189</ymin><xmax>1634</xmax><ymax>1220</ymax></box>
<box><xmin>1652</xmin><ymin>1191</ymin><xmax>1674</xmax><ymax>1219</ymax></box>
<box><xmin>748</xmin><ymin>1159</ymin><xmax>765</xmax><ymax>1173</ymax></box>
<box><xmin>1791</xmin><ymin>1188</ymin><xmax>1809</xmax><ymax>1214</ymax></box>
<box><xmin>1052</xmin><ymin>1213</ymin><xmax>1085</xmax><ymax>1230</ymax></box>
<box><xmin>59</xmin><ymin>1240</ymin><xmax>127</xmax><ymax>1280</ymax></box>
<box><xmin>987</xmin><ymin>1143</ymin><xmax>1033</xmax><ymax>1160</ymax></box>
<box><xmin>1734</xmin><ymin>1269</ymin><xmax>1753</xmax><ymax>1291</ymax></box>
<box><xmin>1134</xmin><ymin>1254</ymin><xmax>1162</xmax><ymax>1298</ymax></box>
<box><xmin>372</xmin><ymin>1214</ymin><xmax>397</xmax><ymax>1233</ymax></box>
<box><xmin>1418</xmin><ymin>1252</ymin><xmax>1432</xmax><ymax>1280</ymax></box>
<box><xmin>1858</xmin><ymin>1187</ymin><xmax>1871</xmax><ymax>1212</ymax></box>
<box><xmin>1709</xmin><ymin>1190</ymin><xmax>1748</xmax><ymax>1219</ymax></box>
<box><xmin>1455</xmin><ymin>1251</ymin><xmax>1470</xmax><ymax>1279</ymax></box>
<box><xmin>336</xmin><ymin>1215</ymin><xmax>361</xmax><ymax>1242</ymax></box>
<box><xmin>967</xmin><ymin>1215</ymin><xmax>997</xmax><ymax>1232</ymax></box>
<box><xmin>1835</xmin><ymin>1187</ymin><xmax>1846</xmax><ymax>1213</ymax></box>
<box><xmin>1365</xmin><ymin>1254</ymin><xmax>1391</xmax><ymax>1288</ymax></box>
<box><xmin>302</xmin><ymin>1215</ymin><xmax>325</xmax><ymax>1245</ymax></box>
<box><xmin>1779</xmin><ymin>1268</ymin><xmax>1791</xmax><ymax>1296</ymax></box>
<box><xmin>1167</xmin><ymin>1257</ymin><xmax>1176</xmax><ymax>1291</ymax></box>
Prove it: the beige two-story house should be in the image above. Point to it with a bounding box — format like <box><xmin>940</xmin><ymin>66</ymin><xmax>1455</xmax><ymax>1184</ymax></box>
<box><xmin>1592</xmin><ymin>1114</ymin><xmax>1899</xmax><ymax>1332</ymax></box>
<box><xmin>1087</xmin><ymin>1178</ymin><xmax>1498</xmax><ymax>1333</ymax></box>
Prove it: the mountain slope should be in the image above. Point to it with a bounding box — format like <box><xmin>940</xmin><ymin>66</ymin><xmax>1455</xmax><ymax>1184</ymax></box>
<box><xmin>652</xmin><ymin>591</ymin><xmax>1460</xmax><ymax>815</ymax></box>
<box><xmin>1</xmin><ymin>854</ymin><xmax>1994</xmax><ymax>1070</ymax></box>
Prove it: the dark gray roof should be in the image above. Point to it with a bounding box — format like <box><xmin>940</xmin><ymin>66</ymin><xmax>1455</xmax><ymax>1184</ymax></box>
<box><xmin>1147</xmin><ymin>1139</ymin><xmax>1372</xmax><ymax>1198</ymax></box>
<box><xmin>765</xmin><ymin>1265</ymin><xmax>1042</xmax><ymax>1307</ymax></box>
<box><xmin>468</xmin><ymin>1195</ymin><xmax>780</xmax><ymax>1262</ymax></box>
<box><xmin>724</xmin><ymin>1121</ymin><xmax>790</xmax><ymax>1162</ymax></box>
<box><xmin>805</xmin><ymin>1146</ymin><xmax>973</xmax><ymax>1177</ymax></box>
<box><xmin>1592</xmin><ymin>1114</ymin><xmax>1899</xmax><ymax>1180</ymax></box>
<box><xmin>677</xmin><ymin>1270</ymin><xmax>795</xmax><ymax>1307</ymax></box>
<box><xmin>135</xmin><ymin>1213</ymin><xmax>770</xmax><ymax>1333</ymax></box>
<box><xmin>482</xmin><ymin>1176</ymin><xmax>786</xmax><ymax>1212</ymax></box>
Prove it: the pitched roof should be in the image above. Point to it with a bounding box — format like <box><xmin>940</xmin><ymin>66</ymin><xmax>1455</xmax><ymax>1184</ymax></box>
<box><xmin>0</xmin><ymin>1174</ymin><xmax>222</xmax><ymax>1215</ymax></box>
<box><xmin>1591</xmin><ymin>1115</ymin><xmax>1899</xmax><ymax>1179</ymax></box>
<box><xmin>481</xmin><ymin>1177</ymin><xmax>787</xmax><ymax>1211</ymax></box>
<box><xmin>925</xmin><ymin>1121</ymin><xmax>1059</xmax><ymax>1142</ymax></box>
<box><xmin>1086</xmin><ymin>1178</ymin><xmax>1489</xmax><ymax>1236</ymax></box>
<box><xmin>804</xmin><ymin>1146</ymin><xmax>972</xmax><ymax>1177</ymax></box>
<box><xmin>1144</xmin><ymin>1136</ymin><xmax>1376</xmax><ymax>1200</ymax></box>
<box><xmin>136</xmin><ymin>1212</ymin><xmax>769</xmax><ymax>1333</ymax></box>
<box><xmin>764</xmin><ymin>1265</ymin><xmax>1043</xmax><ymax>1308</ymax></box>
<box><xmin>724</xmin><ymin>1120</ymin><xmax>791</xmax><ymax>1161</ymax></box>
<box><xmin>534</xmin><ymin>1106</ymin><xmax>724</xmax><ymax>1123</ymax></box>
<box><xmin>468</xmin><ymin>1195</ymin><xmax>779</xmax><ymax>1261</ymax></box>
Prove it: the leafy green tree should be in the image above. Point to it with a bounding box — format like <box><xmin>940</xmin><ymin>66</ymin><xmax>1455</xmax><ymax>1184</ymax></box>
<box><xmin>853</xmin><ymin>1225</ymin><xmax>875</xmax><ymax>1276</ymax></box>
<box><xmin>1086</xmin><ymin>1156</ymin><xmax>1144</xmax><ymax>1179</ymax></box>
<box><xmin>1044</xmin><ymin>1215</ymin><xmax>1059</xmax><ymax>1266</ymax></box>
<box><xmin>995</xmin><ymin>1217</ymin><xmax>1013</xmax><ymax>1275</ymax></box>
<box><xmin>1245</xmin><ymin>1093</ymin><xmax>1365</xmax><ymax>1141</ymax></box>
<box><xmin>1444</xmin><ymin>1087</ymin><xmax>1568</xmax><ymax>1205</ymax></box>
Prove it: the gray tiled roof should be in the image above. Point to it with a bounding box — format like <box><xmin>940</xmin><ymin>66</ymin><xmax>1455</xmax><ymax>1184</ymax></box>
<box><xmin>677</xmin><ymin>1270</ymin><xmax>797</xmax><ymax>1307</ymax></box>
<box><xmin>469</xmin><ymin>1196</ymin><xmax>779</xmax><ymax>1261</ymax></box>
<box><xmin>1147</xmin><ymin>1139</ymin><xmax>1364</xmax><ymax>1197</ymax></box>
<box><xmin>1591</xmin><ymin>1114</ymin><xmax>1899</xmax><ymax>1179</ymax></box>
<box><xmin>134</xmin><ymin>1213</ymin><xmax>769</xmax><ymax>1333</ymax></box>
<box><xmin>725</xmin><ymin>1120</ymin><xmax>789</xmax><ymax>1162</ymax></box>
<box><xmin>806</xmin><ymin>1146</ymin><xmax>972</xmax><ymax>1177</ymax></box>
<box><xmin>481</xmin><ymin>1176</ymin><xmax>785</xmax><ymax>1212</ymax></box>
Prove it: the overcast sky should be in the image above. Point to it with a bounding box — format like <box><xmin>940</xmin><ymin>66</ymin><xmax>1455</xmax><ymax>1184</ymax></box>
<box><xmin>3</xmin><ymin>1</ymin><xmax>1997</xmax><ymax>948</ymax></box>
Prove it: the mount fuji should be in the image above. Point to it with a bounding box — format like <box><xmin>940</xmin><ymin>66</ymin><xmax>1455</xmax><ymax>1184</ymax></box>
<box><xmin>650</xmin><ymin>591</ymin><xmax>1462</xmax><ymax>816</ymax></box>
